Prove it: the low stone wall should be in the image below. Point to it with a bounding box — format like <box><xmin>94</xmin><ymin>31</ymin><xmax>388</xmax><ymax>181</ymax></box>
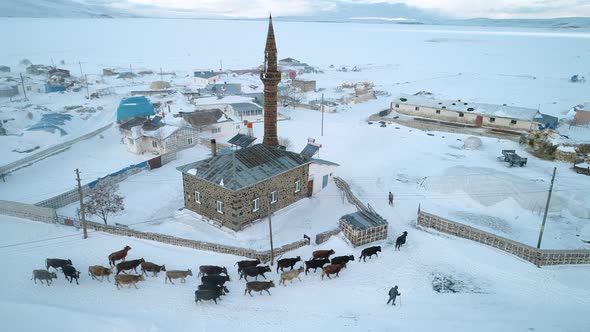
<box><xmin>315</xmin><ymin>228</ymin><xmax>341</xmax><ymax>244</ymax></box>
<box><xmin>0</xmin><ymin>200</ymin><xmax>57</xmax><ymax>224</ymax></box>
<box><xmin>418</xmin><ymin>210</ymin><xmax>590</xmax><ymax>266</ymax></box>
<box><xmin>0</xmin><ymin>200</ymin><xmax>309</xmax><ymax>262</ymax></box>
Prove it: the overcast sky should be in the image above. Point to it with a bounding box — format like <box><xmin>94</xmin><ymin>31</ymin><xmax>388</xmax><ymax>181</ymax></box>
<box><xmin>110</xmin><ymin>0</ymin><xmax>590</xmax><ymax>19</ymax></box>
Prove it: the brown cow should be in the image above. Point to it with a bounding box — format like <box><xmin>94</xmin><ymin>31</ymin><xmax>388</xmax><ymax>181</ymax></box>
<box><xmin>141</xmin><ymin>261</ymin><xmax>166</xmax><ymax>277</ymax></box>
<box><xmin>312</xmin><ymin>249</ymin><xmax>335</xmax><ymax>259</ymax></box>
<box><xmin>88</xmin><ymin>265</ymin><xmax>113</xmax><ymax>282</ymax></box>
<box><xmin>321</xmin><ymin>264</ymin><xmax>343</xmax><ymax>280</ymax></box>
<box><xmin>114</xmin><ymin>274</ymin><xmax>144</xmax><ymax>289</ymax></box>
<box><xmin>165</xmin><ymin>269</ymin><xmax>192</xmax><ymax>284</ymax></box>
<box><xmin>108</xmin><ymin>245</ymin><xmax>131</xmax><ymax>267</ymax></box>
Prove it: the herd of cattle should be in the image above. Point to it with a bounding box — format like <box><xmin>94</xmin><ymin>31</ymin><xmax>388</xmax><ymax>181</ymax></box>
<box><xmin>31</xmin><ymin>232</ymin><xmax>409</xmax><ymax>304</ymax></box>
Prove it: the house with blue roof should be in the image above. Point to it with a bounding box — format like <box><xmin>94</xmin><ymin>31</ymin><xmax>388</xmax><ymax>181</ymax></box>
<box><xmin>117</xmin><ymin>96</ymin><xmax>155</xmax><ymax>122</ymax></box>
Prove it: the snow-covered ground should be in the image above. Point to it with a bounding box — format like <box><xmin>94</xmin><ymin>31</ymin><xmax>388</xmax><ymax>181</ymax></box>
<box><xmin>2</xmin><ymin>215</ymin><xmax>590</xmax><ymax>331</ymax></box>
<box><xmin>0</xmin><ymin>18</ymin><xmax>589</xmax><ymax>331</ymax></box>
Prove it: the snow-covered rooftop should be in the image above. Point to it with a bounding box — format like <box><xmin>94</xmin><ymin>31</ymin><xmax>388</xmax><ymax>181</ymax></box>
<box><xmin>395</xmin><ymin>94</ymin><xmax>540</xmax><ymax>120</ymax></box>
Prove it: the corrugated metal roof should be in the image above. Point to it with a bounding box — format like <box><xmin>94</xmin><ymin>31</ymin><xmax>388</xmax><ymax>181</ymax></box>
<box><xmin>194</xmin><ymin>71</ymin><xmax>221</xmax><ymax>79</ymax></box>
<box><xmin>395</xmin><ymin>94</ymin><xmax>540</xmax><ymax>121</ymax></box>
<box><xmin>230</xmin><ymin>103</ymin><xmax>262</xmax><ymax>115</ymax></box>
<box><xmin>177</xmin><ymin>144</ymin><xmax>312</xmax><ymax>191</ymax></box>
<box><xmin>341</xmin><ymin>211</ymin><xmax>388</xmax><ymax>230</ymax></box>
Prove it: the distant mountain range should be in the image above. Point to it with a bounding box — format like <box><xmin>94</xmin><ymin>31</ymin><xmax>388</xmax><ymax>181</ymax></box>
<box><xmin>1</xmin><ymin>0</ymin><xmax>589</xmax><ymax>30</ymax></box>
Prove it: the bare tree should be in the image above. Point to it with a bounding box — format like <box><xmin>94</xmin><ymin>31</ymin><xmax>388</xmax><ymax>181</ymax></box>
<box><xmin>83</xmin><ymin>182</ymin><xmax>125</xmax><ymax>225</ymax></box>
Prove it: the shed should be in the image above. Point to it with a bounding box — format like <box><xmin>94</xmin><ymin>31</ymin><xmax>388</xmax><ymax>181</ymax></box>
<box><xmin>194</xmin><ymin>70</ymin><xmax>221</xmax><ymax>79</ymax></box>
<box><xmin>116</xmin><ymin>96</ymin><xmax>155</xmax><ymax>121</ymax></box>
<box><xmin>574</xmin><ymin>162</ymin><xmax>590</xmax><ymax>175</ymax></box>
<box><xmin>339</xmin><ymin>211</ymin><xmax>388</xmax><ymax>247</ymax></box>
<box><xmin>573</xmin><ymin>103</ymin><xmax>590</xmax><ymax>126</ymax></box>
<box><xmin>0</xmin><ymin>66</ymin><xmax>10</xmax><ymax>73</ymax></box>
<box><xmin>230</xmin><ymin>103</ymin><xmax>262</xmax><ymax>117</ymax></box>
<box><xmin>45</xmin><ymin>84</ymin><xmax>66</xmax><ymax>93</ymax></box>
<box><xmin>0</xmin><ymin>84</ymin><xmax>19</xmax><ymax>97</ymax></box>
<box><xmin>117</xmin><ymin>72</ymin><xmax>138</xmax><ymax>79</ymax></box>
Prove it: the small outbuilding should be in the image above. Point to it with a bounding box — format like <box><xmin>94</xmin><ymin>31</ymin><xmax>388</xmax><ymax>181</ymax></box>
<box><xmin>0</xmin><ymin>66</ymin><xmax>10</xmax><ymax>73</ymax></box>
<box><xmin>574</xmin><ymin>161</ymin><xmax>590</xmax><ymax>175</ymax></box>
<box><xmin>0</xmin><ymin>84</ymin><xmax>19</xmax><ymax>97</ymax></box>
<box><xmin>339</xmin><ymin>211</ymin><xmax>388</xmax><ymax>247</ymax></box>
<box><xmin>573</xmin><ymin>103</ymin><xmax>590</xmax><ymax>126</ymax></box>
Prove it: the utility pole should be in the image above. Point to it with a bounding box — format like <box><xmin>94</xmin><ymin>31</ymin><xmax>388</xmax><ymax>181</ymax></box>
<box><xmin>220</xmin><ymin>59</ymin><xmax>223</xmax><ymax>72</ymax></box>
<box><xmin>75</xmin><ymin>169</ymin><xmax>88</xmax><ymax>239</ymax></box>
<box><xmin>321</xmin><ymin>93</ymin><xmax>324</xmax><ymax>136</ymax></box>
<box><xmin>160</xmin><ymin>67</ymin><xmax>163</xmax><ymax>81</ymax></box>
<box><xmin>85</xmin><ymin>74</ymin><xmax>90</xmax><ymax>99</ymax></box>
<box><xmin>20</xmin><ymin>73</ymin><xmax>28</xmax><ymax>101</ymax></box>
<box><xmin>537</xmin><ymin>167</ymin><xmax>556</xmax><ymax>249</ymax></box>
<box><xmin>268</xmin><ymin>195</ymin><xmax>274</xmax><ymax>266</ymax></box>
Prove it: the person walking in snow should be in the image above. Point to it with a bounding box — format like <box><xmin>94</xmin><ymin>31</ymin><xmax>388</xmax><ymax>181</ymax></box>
<box><xmin>388</xmin><ymin>192</ymin><xmax>394</xmax><ymax>206</ymax></box>
<box><xmin>387</xmin><ymin>285</ymin><xmax>401</xmax><ymax>305</ymax></box>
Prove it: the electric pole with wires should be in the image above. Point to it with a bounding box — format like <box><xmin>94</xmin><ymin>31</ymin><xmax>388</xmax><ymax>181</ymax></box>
<box><xmin>75</xmin><ymin>169</ymin><xmax>88</xmax><ymax>239</ymax></box>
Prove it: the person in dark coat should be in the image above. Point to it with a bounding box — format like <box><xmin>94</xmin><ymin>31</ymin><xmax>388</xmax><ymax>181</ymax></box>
<box><xmin>388</xmin><ymin>192</ymin><xmax>393</xmax><ymax>206</ymax></box>
<box><xmin>387</xmin><ymin>285</ymin><xmax>401</xmax><ymax>305</ymax></box>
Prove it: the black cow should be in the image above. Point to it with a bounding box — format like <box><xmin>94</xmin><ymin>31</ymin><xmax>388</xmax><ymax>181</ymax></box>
<box><xmin>198</xmin><ymin>283</ymin><xmax>230</xmax><ymax>295</ymax></box>
<box><xmin>201</xmin><ymin>274</ymin><xmax>231</xmax><ymax>286</ymax></box>
<box><xmin>359</xmin><ymin>246</ymin><xmax>381</xmax><ymax>262</ymax></box>
<box><xmin>62</xmin><ymin>265</ymin><xmax>81</xmax><ymax>285</ymax></box>
<box><xmin>240</xmin><ymin>265</ymin><xmax>271</xmax><ymax>281</ymax></box>
<box><xmin>198</xmin><ymin>265</ymin><xmax>228</xmax><ymax>277</ymax></box>
<box><xmin>331</xmin><ymin>255</ymin><xmax>355</xmax><ymax>267</ymax></box>
<box><xmin>304</xmin><ymin>257</ymin><xmax>330</xmax><ymax>275</ymax></box>
<box><xmin>276</xmin><ymin>256</ymin><xmax>301</xmax><ymax>273</ymax></box>
<box><xmin>46</xmin><ymin>258</ymin><xmax>72</xmax><ymax>271</ymax></box>
<box><xmin>195</xmin><ymin>289</ymin><xmax>222</xmax><ymax>304</ymax></box>
<box><xmin>235</xmin><ymin>259</ymin><xmax>261</xmax><ymax>273</ymax></box>
<box><xmin>116</xmin><ymin>258</ymin><xmax>145</xmax><ymax>275</ymax></box>
<box><xmin>395</xmin><ymin>231</ymin><xmax>408</xmax><ymax>250</ymax></box>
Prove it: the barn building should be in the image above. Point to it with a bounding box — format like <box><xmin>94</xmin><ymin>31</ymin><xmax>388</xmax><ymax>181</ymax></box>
<box><xmin>391</xmin><ymin>94</ymin><xmax>555</xmax><ymax>132</ymax></box>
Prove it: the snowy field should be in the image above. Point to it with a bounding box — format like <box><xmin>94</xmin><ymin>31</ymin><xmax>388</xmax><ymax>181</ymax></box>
<box><xmin>1</xmin><ymin>216</ymin><xmax>590</xmax><ymax>332</ymax></box>
<box><xmin>0</xmin><ymin>18</ymin><xmax>590</xmax><ymax>331</ymax></box>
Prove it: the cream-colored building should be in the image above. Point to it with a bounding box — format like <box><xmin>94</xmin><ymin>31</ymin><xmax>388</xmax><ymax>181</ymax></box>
<box><xmin>573</xmin><ymin>103</ymin><xmax>590</xmax><ymax>126</ymax></box>
<box><xmin>120</xmin><ymin>118</ymin><xmax>200</xmax><ymax>155</ymax></box>
<box><xmin>391</xmin><ymin>94</ymin><xmax>549</xmax><ymax>132</ymax></box>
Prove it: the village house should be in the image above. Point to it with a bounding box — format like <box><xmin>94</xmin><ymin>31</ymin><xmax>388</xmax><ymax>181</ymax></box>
<box><xmin>291</xmin><ymin>79</ymin><xmax>316</xmax><ymax>92</ymax></box>
<box><xmin>196</xmin><ymin>102</ymin><xmax>263</xmax><ymax>121</ymax></box>
<box><xmin>391</xmin><ymin>94</ymin><xmax>556</xmax><ymax>132</ymax></box>
<box><xmin>176</xmin><ymin>108</ymin><xmax>240</xmax><ymax>139</ymax></box>
<box><xmin>193</xmin><ymin>70</ymin><xmax>221</xmax><ymax>87</ymax></box>
<box><xmin>177</xmin><ymin>16</ymin><xmax>339</xmax><ymax>231</ymax></box>
<box><xmin>573</xmin><ymin>103</ymin><xmax>590</xmax><ymax>126</ymax></box>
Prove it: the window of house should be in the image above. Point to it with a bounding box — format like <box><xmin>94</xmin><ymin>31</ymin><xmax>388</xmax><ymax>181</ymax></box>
<box><xmin>295</xmin><ymin>180</ymin><xmax>301</xmax><ymax>193</ymax></box>
<box><xmin>236</xmin><ymin>125</ymin><xmax>240</xmax><ymax>129</ymax></box>
<box><xmin>127</xmin><ymin>138</ymin><xmax>134</xmax><ymax>145</ymax></box>
<box><xmin>216</xmin><ymin>201</ymin><xmax>224</xmax><ymax>214</ymax></box>
<box><xmin>252</xmin><ymin>198</ymin><xmax>259</xmax><ymax>212</ymax></box>
<box><xmin>489</xmin><ymin>117</ymin><xmax>496</xmax><ymax>123</ymax></box>
<box><xmin>187</xmin><ymin>137</ymin><xmax>193</xmax><ymax>145</ymax></box>
<box><xmin>270</xmin><ymin>191</ymin><xmax>277</xmax><ymax>204</ymax></box>
<box><xmin>152</xmin><ymin>141</ymin><xmax>158</xmax><ymax>148</ymax></box>
<box><xmin>194</xmin><ymin>191</ymin><xmax>201</xmax><ymax>204</ymax></box>
<box><xmin>211</xmin><ymin>128</ymin><xmax>221</xmax><ymax>134</ymax></box>
<box><xmin>459</xmin><ymin>112</ymin><xmax>464</xmax><ymax>117</ymax></box>
<box><xmin>511</xmin><ymin>119</ymin><xmax>517</xmax><ymax>124</ymax></box>
<box><xmin>415</xmin><ymin>106</ymin><xmax>420</xmax><ymax>111</ymax></box>
<box><xmin>395</xmin><ymin>104</ymin><xmax>399</xmax><ymax>108</ymax></box>
<box><xmin>435</xmin><ymin>110</ymin><xmax>441</xmax><ymax>114</ymax></box>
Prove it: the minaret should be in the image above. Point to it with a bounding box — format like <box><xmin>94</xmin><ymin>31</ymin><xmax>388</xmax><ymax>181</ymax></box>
<box><xmin>261</xmin><ymin>14</ymin><xmax>281</xmax><ymax>147</ymax></box>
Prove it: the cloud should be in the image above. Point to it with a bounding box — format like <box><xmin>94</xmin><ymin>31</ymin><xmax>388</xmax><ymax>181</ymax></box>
<box><xmin>349</xmin><ymin>0</ymin><xmax>590</xmax><ymax>18</ymax></box>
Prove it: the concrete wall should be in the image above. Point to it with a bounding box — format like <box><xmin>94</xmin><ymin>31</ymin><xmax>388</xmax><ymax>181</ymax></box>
<box><xmin>392</xmin><ymin>103</ymin><xmax>534</xmax><ymax>131</ymax></box>
<box><xmin>417</xmin><ymin>210</ymin><xmax>590</xmax><ymax>266</ymax></box>
<box><xmin>0</xmin><ymin>200</ymin><xmax>57</xmax><ymax>223</ymax></box>
<box><xmin>183</xmin><ymin>165</ymin><xmax>310</xmax><ymax>230</ymax></box>
<box><xmin>0</xmin><ymin>200</ymin><xmax>310</xmax><ymax>262</ymax></box>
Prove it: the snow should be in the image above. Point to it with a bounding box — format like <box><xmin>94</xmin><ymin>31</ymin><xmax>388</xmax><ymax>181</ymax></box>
<box><xmin>0</xmin><ymin>18</ymin><xmax>590</xmax><ymax>331</ymax></box>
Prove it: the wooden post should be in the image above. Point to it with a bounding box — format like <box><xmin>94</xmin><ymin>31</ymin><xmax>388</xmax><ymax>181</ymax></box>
<box><xmin>537</xmin><ymin>167</ymin><xmax>556</xmax><ymax>249</ymax></box>
<box><xmin>75</xmin><ymin>169</ymin><xmax>88</xmax><ymax>239</ymax></box>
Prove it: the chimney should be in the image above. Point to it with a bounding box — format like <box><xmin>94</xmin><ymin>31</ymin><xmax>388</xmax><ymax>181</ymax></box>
<box><xmin>247</xmin><ymin>122</ymin><xmax>254</xmax><ymax>137</ymax></box>
<box><xmin>210</xmin><ymin>139</ymin><xmax>217</xmax><ymax>157</ymax></box>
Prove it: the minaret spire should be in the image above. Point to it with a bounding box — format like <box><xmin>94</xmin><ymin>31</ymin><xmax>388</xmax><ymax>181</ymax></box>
<box><xmin>261</xmin><ymin>14</ymin><xmax>280</xmax><ymax>146</ymax></box>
